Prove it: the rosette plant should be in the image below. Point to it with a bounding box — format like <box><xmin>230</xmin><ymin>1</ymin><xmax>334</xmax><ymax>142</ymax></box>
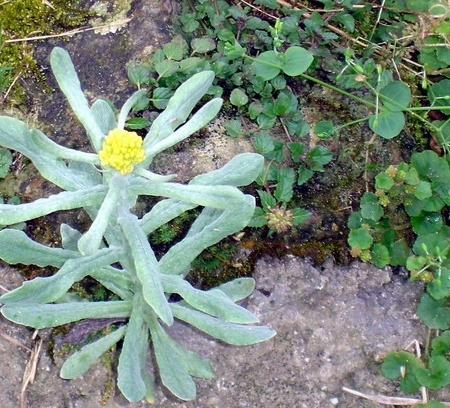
<box><xmin>0</xmin><ymin>47</ymin><xmax>275</xmax><ymax>402</ymax></box>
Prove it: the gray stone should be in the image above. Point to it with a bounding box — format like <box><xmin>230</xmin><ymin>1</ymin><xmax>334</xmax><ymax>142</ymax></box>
<box><xmin>0</xmin><ymin>257</ymin><xmax>427</xmax><ymax>407</ymax></box>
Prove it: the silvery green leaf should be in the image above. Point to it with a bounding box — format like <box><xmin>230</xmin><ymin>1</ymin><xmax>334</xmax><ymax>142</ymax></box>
<box><xmin>147</xmin><ymin>314</ymin><xmax>197</xmax><ymax>400</ymax></box>
<box><xmin>171</xmin><ymin>303</ymin><xmax>276</xmax><ymax>346</ymax></box>
<box><xmin>0</xmin><ymin>247</ymin><xmax>121</xmax><ymax>304</ymax></box>
<box><xmin>61</xmin><ymin>325</ymin><xmax>126</xmax><ymax>379</ymax></box>
<box><xmin>118</xmin><ymin>299</ymin><xmax>149</xmax><ymax>402</ymax></box>
<box><xmin>145</xmin><ymin>98</ymin><xmax>223</xmax><ymax>159</ymax></box>
<box><xmin>159</xmin><ymin>197</ymin><xmax>255</xmax><ymax>276</ymax></box>
<box><xmin>162</xmin><ymin>275</ymin><xmax>258</xmax><ymax>324</ymax></box>
<box><xmin>215</xmin><ymin>278</ymin><xmax>256</xmax><ymax>302</ymax></box>
<box><xmin>0</xmin><ymin>185</ymin><xmax>107</xmax><ymax>225</ymax></box>
<box><xmin>130</xmin><ymin>180</ymin><xmax>245</xmax><ymax>209</ymax></box>
<box><xmin>50</xmin><ymin>47</ymin><xmax>104</xmax><ymax>152</ymax></box>
<box><xmin>144</xmin><ymin>70</ymin><xmax>215</xmax><ymax>148</ymax></box>
<box><xmin>91</xmin><ymin>99</ymin><xmax>117</xmax><ymax>134</ymax></box>
<box><xmin>31</xmin><ymin>129</ymin><xmax>98</xmax><ymax>164</ymax></box>
<box><xmin>190</xmin><ymin>153</ymin><xmax>264</xmax><ymax>187</ymax></box>
<box><xmin>153</xmin><ymin>323</ymin><xmax>214</xmax><ymax>379</ymax></box>
<box><xmin>78</xmin><ymin>176</ymin><xmax>125</xmax><ymax>255</ymax></box>
<box><xmin>1</xmin><ymin>301</ymin><xmax>132</xmax><ymax>329</ymax></box>
<box><xmin>118</xmin><ymin>211</ymin><xmax>173</xmax><ymax>326</ymax></box>
<box><xmin>60</xmin><ymin>224</ymin><xmax>83</xmax><ymax>251</ymax></box>
<box><xmin>0</xmin><ymin>117</ymin><xmax>97</xmax><ymax>190</ymax></box>
<box><xmin>0</xmin><ymin>229</ymin><xmax>79</xmax><ymax>267</ymax></box>
<box><xmin>117</xmin><ymin>89</ymin><xmax>148</xmax><ymax>129</ymax></box>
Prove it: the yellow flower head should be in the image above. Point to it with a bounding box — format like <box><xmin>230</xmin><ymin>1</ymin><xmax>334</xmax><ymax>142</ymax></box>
<box><xmin>98</xmin><ymin>128</ymin><xmax>146</xmax><ymax>175</ymax></box>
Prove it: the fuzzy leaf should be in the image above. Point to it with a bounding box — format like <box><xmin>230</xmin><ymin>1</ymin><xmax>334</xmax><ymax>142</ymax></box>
<box><xmin>171</xmin><ymin>303</ymin><xmax>276</xmax><ymax>346</ymax></box>
<box><xmin>0</xmin><ymin>229</ymin><xmax>79</xmax><ymax>267</ymax></box>
<box><xmin>1</xmin><ymin>301</ymin><xmax>132</xmax><ymax>329</ymax></box>
<box><xmin>61</xmin><ymin>325</ymin><xmax>126</xmax><ymax>379</ymax></box>
<box><xmin>50</xmin><ymin>47</ymin><xmax>104</xmax><ymax>151</ymax></box>
<box><xmin>0</xmin><ymin>186</ymin><xmax>107</xmax><ymax>225</ymax></box>
<box><xmin>162</xmin><ymin>275</ymin><xmax>258</xmax><ymax>323</ymax></box>
<box><xmin>118</xmin><ymin>212</ymin><xmax>173</xmax><ymax>326</ymax></box>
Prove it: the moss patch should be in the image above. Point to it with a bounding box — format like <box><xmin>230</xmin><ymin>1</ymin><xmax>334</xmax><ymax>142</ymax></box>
<box><xmin>0</xmin><ymin>0</ymin><xmax>91</xmax><ymax>102</ymax></box>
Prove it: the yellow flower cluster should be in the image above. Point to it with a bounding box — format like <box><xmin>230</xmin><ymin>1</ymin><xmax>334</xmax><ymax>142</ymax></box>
<box><xmin>99</xmin><ymin>129</ymin><xmax>146</xmax><ymax>175</ymax></box>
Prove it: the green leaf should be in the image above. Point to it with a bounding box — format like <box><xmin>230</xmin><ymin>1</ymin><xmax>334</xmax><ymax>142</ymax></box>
<box><xmin>293</xmin><ymin>207</ymin><xmax>311</xmax><ymax>226</ymax></box>
<box><xmin>0</xmin><ymin>247</ymin><xmax>120</xmax><ymax>304</ymax></box>
<box><xmin>414</xmin><ymin>180</ymin><xmax>432</xmax><ymax>200</ymax></box>
<box><xmin>369</xmin><ymin>111</ymin><xmax>405</xmax><ymax>139</ymax></box>
<box><xmin>257</xmin><ymin>189</ymin><xmax>277</xmax><ymax>210</ymax></box>
<box><xmin>307</xmin><ymin>145</ymin><xmax>333</xmax><ymax>170</ymax></box>
<box><xmin>127</xmin><ymin>61</ymin><xmax>151</xmax><ymax>87</ymax></box>
<box><xmin>428</xmin><ymin>267</ymin><xmax>450</xmax><ymax>300</ymax></box>
<box><xmin>0</xmin><ymin>148</ymin><xmax>12</xmax><ymax>178</ymax></box>
<box><xmin>297</xmin><ymin>165</ymin><xmax>313</xmax><ymax>185</ymax></box>
<box><xmin>415</xmin><ymin>355</ymin><xmax>450</xmax><ymax>389</ymax></box>
<box><xmin>348</xmin><ymin>228</ymin><xmax>373</xmax><ymax>250</ymax></box>
<box><xmin>0</xmin><ymin>229</ymin><xmax>78</xmax><ymax>267</ymax></box>
<box><xmin>154</xmin><ymin>60</ymin><xmax>179</xmax><ymax>78</ymax></box>
<box><xmin>162</xmin><ymin>275</ymin><xmax>258</xmax><ymax>324</ymax></box>
<box><xmin>216</xmin><ymin>278</ymin><xmax>255</xmax><ymax>302</ymax></box>
<box><xmin>145</xmin><ymin>98</ymin><xmax>223</xmax><ymax>159</ymax></box>
<box><xmin>417</xmin><ymin>292</ymin><xmax>450</xmax><ymax>329</ymax></box>
<box><xmin>256</xmin><ymin>113</ymin><xmax>277</xmax><ymax>129</ymax></box>
<box><xmin>118</xmin><ymin>301</ymin><xmax>149</xmax><ymax>402</ymax></box>
<box><xmin>273</xmin><ymin>92</ymin><xmax>292</xmax><ymax>116</ymax></box>
<box><xmin>126</xmin><ymin>117</ymin><xmax>150</xmax><ymax>130</ymax></box>
<box><xmin>360</xmin><ymin>193</ymin><xmax>383</xmax><ymax>222</ymax></box>
<box><xmin>254</xmin><ymin>132</ymin><xmax>275</xmax><ymax>155</ymax></box>
<box><xmin>1</xmin><ymin>301</ymin><xmax>132</xmax><ymax>329</ymax></box>
<box><xmin>171</xmin><ymin>303</ymin><xmax>276</xmax><ymax>346</ymax></box>
<box><xmin>411</xmin><ymin>213</ymin><xmax>443</xmax><ymax>235</ymax></box>
<box><xmin>148</xmin><ymin>316</ymin><xmax>197</xmax><ymax>401</ymax></box>
<box><xmin>371</xmin><ymin>243</ymin><xmax>390</xmax><ymax>268</ymax></box>
<box><xmin>375</xmin><ymin>172</ymin><xmax>394</xmax><ymax>190</ymax></box>
<box><xmin>118</xmin><ymin>212</ymin><xmax>173</xmax><ymax>326</ymax></box>
<box><xmin>50</xmin><ymin>48</ymin><xmax>104</xmax><ymax>151</ymax></box>
<box><xmin>253</xmin><ymin>50</ymin><xmax>282</xmax><ymax>80</ymax></box>
<box><xmin>381</xmin><ymin>351</ymin><xmax>423</xmax><ymax>393</ymax></box>
<box><xmin>314</xmin><ymin>120</ymin><xmax>335</xmax><ymax>139</ymax></box>
<box><xmin>151</xmin><ymin>88</ymin><xmax>174</xmax><ymax>110</ymax></box>
<box><xmin>428</xmin><ymin>79</ymin><xmax>450</xmax><ymax>114</ymax></box>
<box><xmin>379</xmin><ymin>81</ymin><xmax>411</xmax><ymax>112</ymax></box>
<box><xmin>61</xmin><ymin>325</ymin><xmax>126</xmax><ymax>379</ymax></box>
<box><xmin>191</xmin><ymin>37</ymin><xmax>216</xmax><ymax>54</ymax></box>
<box><xmin>431</xmin><ymin>330</ymin><xmax>450</xmax><ymax>357</ymax></box>
<box><xmin>281</xmin><ymin>46</ymin><xmax>314</xmax><ymax>76</ymax></box>
<box><xmin>0</xmin><ymin>185</ymin><xmax>106</xmax><ymax>225</ymax></box>
<box><xmin>287</xmin><ymin>142</ymin><xmax>305</xmax><ymax>163</ymax></box>
<box><xmin>230</xmin><ymin>88</ymin><xmax>249</xmax><ymax>106</ymax></box>
<box><xmin>274</xmin><ymin>167</ymin><xmax>295</xmax><ymax>203</ymax></box>
<box><xmin>163</xmin><ymin>36</ymin><xmax>188</xmax><ymax>60</ymax></box>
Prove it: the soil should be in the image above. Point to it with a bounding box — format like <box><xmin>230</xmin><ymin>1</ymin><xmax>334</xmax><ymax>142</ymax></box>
<box><xmin>0</xmin><ymin>1</ymin><xmax>434</xmax><ymax>407</ymax></box>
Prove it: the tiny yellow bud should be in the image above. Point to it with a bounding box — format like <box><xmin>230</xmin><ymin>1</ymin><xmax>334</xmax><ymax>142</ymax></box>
<box><xmin>98</xmin><ymin>128</ymin><xmax>146</xmax><ymax>175</ymax></box>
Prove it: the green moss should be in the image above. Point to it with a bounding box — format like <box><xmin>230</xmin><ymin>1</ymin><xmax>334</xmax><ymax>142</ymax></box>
<box><xmin>0</xmin><ymin>0</ymin><xmax>91</xmax><ymax>102</ymax></box>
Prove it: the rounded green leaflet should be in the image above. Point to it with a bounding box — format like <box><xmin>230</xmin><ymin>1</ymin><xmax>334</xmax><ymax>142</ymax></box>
<box><xmin>348</xmin><ymin>227</ymin><xmax>373</xmax><ymax>250</ymax></box>
<box><xmin>253</xmin><ymin>50</ymin><xmax>282</xmax><ymax>80</ymax></box>
<box><xmin>230</xmin><ymin>88</ymin><xmax>249</xmax><ymax>107</ymax></box>
<box><xmin>369</xmin><ymin>111</ymin><xmax>405</xmax><ymax>139</ymax></box>
<box><xmin>379</xmin><ymin>81</ymin><xmax>411</xmax><ymax>112</ymax></box>
<box><xmin>281</xmin><ymin>46</ymin><xmax>314</xmax><ymax>77</ymax></box>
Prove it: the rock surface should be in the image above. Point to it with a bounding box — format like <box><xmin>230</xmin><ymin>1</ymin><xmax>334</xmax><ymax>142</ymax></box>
<box><xmin>0</xmin><ymin>257</ymin><xmax>427</xmax><ymax>407</ymax></box>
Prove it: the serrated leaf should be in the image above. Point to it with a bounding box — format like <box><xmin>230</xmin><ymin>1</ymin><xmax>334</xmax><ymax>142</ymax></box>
<box><xmin>191</xmin><ymin>37</ymin><xmax>216</xmax><ymax>54</ymax></box>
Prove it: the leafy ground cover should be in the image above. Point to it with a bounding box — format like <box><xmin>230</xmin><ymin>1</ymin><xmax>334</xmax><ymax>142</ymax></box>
<box><xmin>2</xmin><ymin>0</ymin><xmax>450</xmax><ymax>406</ymax></box>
